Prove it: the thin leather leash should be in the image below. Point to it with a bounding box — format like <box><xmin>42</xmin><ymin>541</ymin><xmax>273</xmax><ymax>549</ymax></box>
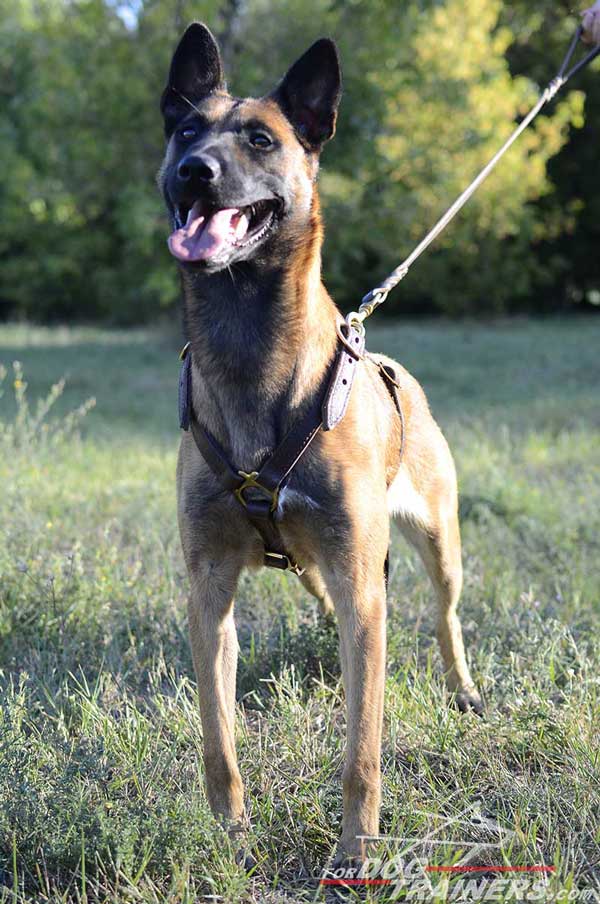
<box><xmin>178</xmin><ymin>321</ymin><xmax>402</xmax><ymax>576</ymax></box>
<box><xmin>345</xmin><ymin>25</ymin><xmax>600</xmax><ymax>334</ymax></box>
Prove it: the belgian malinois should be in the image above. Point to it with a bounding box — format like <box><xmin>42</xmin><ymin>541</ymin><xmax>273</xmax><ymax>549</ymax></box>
<box><xmin>159</xmin><ymin>23</ymin><xmax>482</xmax><ymax>862</ymax></box>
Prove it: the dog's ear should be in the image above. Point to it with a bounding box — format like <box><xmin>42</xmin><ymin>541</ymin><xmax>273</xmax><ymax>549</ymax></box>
<box><xmin>161</xmin><ymin>23</ymin><xmax>225</xmax><ymax>134</ymax></box>
<box><xmin>270</xmin><ymin>39</ymin><xmax>342</xmax><ymax>151</ymax></box>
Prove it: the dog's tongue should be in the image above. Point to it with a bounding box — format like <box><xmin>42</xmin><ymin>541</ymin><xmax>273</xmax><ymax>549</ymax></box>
<box><xmin>168</xmin><ymin>203</ymin><xmax>249</xmax><ymax>262</ymax></box>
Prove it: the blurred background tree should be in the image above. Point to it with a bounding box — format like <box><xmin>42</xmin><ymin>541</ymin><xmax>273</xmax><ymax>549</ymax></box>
<box><xmin>0</xmin><ymin>0</ymin><xmax>597</xmax><ymax>322</ymax></box>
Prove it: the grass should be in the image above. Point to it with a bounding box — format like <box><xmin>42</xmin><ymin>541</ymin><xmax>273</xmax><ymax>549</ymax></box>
<box><xmin>0</xmin><ymin>317</ymin><xmax>599</xmax><ymax>903</ymax></box>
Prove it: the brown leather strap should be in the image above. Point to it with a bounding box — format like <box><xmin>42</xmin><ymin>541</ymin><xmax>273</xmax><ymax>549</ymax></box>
<box><xmin>189</xmin><ymin>418</ymin><xmax>242</xmax><ymax>491</ymax></box>
<box><xmin>188</xmin><ymin>408</ymin><xmax>306</xmax><ymax>572</ymax></box>
<box><xmin>179</xmin><ymin>348</ymin><xmax>192</xmax><ymax>431</ymax></box>
<box><xmin>254</xmin><ymin>400</ymin><xmax>323</xmax><ymax>494</ymax></box>
<box><xmin>178</xmin><ymin>331</ymin><xmax>403</xmax><ymax>575</ymax></box>
<box><xmin>322</xmin><ymin>322</ymin><xmax>365</xmax><ymax>430</ymax></box>
<box><xmin>180</xmin><ymin>341</ymin><xmax>339</xmax><ymax>574</ymax></box>
<box><xmin>244</xmin><ymin>498</ymin><xmax>299</xmax><ymax>571</ymax></box>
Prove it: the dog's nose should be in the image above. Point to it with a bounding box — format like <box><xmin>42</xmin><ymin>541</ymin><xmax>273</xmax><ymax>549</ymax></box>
<box><xmin>177</xmin><ymin>154</ymin><xmax>221</xmax><ymax>184</ymax></box>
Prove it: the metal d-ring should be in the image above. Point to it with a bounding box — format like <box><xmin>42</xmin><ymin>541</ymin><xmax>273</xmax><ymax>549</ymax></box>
<box><xmin>234</xmin><ymin>470</ymin><xmax>279</xmax><ymax>512</ymax></box>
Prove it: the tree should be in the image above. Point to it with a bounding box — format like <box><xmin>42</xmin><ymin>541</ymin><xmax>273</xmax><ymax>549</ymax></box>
<box><xmin>502</xmin><ymin>0</ymin><xmax>600</xmax><ymax>310</ymax></box>
<box><xmin>231</xmin><ymin>0</ymin><xmax>581</xmax><ymax>314</ymax></box>
<box><xmin>0</xmin><ymin>0</ymin><xmax>592</xmax><ymax>321</ymax></box>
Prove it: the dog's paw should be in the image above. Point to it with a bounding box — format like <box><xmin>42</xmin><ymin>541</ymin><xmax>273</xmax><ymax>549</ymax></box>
<box><xmin>455</xmin><ymin>688</ymin><xmax>485</xmax><ymax>716</ymax></box>
<box><xmin>330</xmin><ymin>850</ymin><xmax>364</xmax><ymax>872</ymax></box>
<box><xmin>234</xmin><ymin>846</ymin><xmax>257</xmax><ymax>871</ymax></box>
<box><xmin>322</xmin><ymin>850</ymin><xmax>367</xmax><ymax>900</ymax></box>
<box><xmin>226</xmin><ymin>817</ymin><xmax>256</xmax><ymax>871</ymax></box>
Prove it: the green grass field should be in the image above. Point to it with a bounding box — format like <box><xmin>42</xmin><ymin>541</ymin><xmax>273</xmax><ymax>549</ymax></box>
<box><xmin>1</xmin><ymin>318</ymin><xmax>599</xmax><ymax>903</ymax></box>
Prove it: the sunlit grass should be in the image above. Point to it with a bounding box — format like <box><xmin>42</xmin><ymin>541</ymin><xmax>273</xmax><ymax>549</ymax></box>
<box><xmin>1</xmin><ymin>318</ymin><xmax>599</xmax><ymax>902</ymax></box>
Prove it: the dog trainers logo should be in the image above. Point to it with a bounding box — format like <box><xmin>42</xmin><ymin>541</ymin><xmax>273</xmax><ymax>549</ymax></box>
<box><xmin>319</xmin><ymin>805</ymin><xmax>600</xmax><ymax>901</ymax></box>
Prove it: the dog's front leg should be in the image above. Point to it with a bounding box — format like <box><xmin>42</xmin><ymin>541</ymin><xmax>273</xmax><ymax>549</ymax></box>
<box><xmin>187</xmin><ymin>558</ymin><xmax>245</xmax><ymax>831</ymax></box>
<box><xmin>324</xmin><ymin>542</ymin><xmax>388</xmax><ymax>862</ymax></box>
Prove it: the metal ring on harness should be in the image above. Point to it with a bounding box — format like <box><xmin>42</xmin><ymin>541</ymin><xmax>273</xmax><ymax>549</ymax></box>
<box><xmin>336</xmin><ymin>319</ymin><xmax>366</xmax><ymax>358</ymax></box>
<box><xmin>234</xmin><ymin>470</ymin><xmax>280</xmax><ymax>513</ymax></box>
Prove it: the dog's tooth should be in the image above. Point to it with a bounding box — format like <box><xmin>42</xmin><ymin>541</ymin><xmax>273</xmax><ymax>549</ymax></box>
<box><xmin>234</xmin><ymin>211</ymin><xmax>249</xmax><ymax>240</ymax></box>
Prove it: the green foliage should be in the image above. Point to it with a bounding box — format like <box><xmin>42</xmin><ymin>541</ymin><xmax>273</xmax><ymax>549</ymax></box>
<box><xmin>0</xmin><ymin>0</ymin><xmax>598</xmax><ymax>321</ymax></box>
<box><xmin>501</xmin><ymin>0</ymin><xmax>600</xmax><ymax>309</ymax></box>
<box><xmin>1</xmin><ymin>319</ymin><xmax>599</xmax><ymax>900</ymax></box>
<box><xmin>0</xmin><ymin>360</ymin><xmax>95</xmax><ymax>451</ymax></box>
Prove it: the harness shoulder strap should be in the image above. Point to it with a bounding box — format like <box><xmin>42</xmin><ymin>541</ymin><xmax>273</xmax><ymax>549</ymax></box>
<box><xmin>321</xmin><ymin>321</ymin><xmax>366</xmax><ymax>430</ymax></box>
<box><xmin>177</xmin><ymin>324</ymin><xmax>389</xmax><ymax>575</ymax></box>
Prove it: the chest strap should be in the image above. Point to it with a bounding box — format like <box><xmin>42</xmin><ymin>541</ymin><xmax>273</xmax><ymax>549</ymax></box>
<box><xmin>179</xmin><ymin>323</ymin><xmax>366</xmax><ymax>574</ymax></box>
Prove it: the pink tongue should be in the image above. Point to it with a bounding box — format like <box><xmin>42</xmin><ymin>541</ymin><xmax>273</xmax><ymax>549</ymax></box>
<box><xmin>168</xmin><ymin>204</ymin><xmax>249</xmax><ymax>262</ymax></box>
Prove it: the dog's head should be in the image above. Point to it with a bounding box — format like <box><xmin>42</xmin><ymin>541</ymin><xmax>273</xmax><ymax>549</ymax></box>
<box><xmin>159</xmin><ymin>24</ymin><xmax>341</xmax><ymax>272</ymax></box>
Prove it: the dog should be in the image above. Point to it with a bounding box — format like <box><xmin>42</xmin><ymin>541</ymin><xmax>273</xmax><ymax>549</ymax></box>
<box><xmin>159</xmin><ymin>23</ymin><xmax>482</xmax><ymax>863</ymax></box>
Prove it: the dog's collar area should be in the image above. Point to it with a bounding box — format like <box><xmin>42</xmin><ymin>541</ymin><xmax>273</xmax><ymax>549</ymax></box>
<box><xmin>178</xmin><ymin>324</ymin><xmax>403</xmax><ymax>577</ymax></box>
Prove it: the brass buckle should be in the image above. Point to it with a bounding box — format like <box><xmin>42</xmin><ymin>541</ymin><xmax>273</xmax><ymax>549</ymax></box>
<box><xmin>235</xmin><ymin>471</ymin><xmax>279</xmax><ymax>512</ymax></box>
<box><xmin>264</xmin><ymin>551</ymin><xmax>305</xmax><ymax>576</ymax></box>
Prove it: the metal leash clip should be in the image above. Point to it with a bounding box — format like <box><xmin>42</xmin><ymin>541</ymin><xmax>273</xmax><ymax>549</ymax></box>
<box><xmin>346</xmin><ymin>287</ymin><xmax>391</xmax><ymax>332</ymax></box>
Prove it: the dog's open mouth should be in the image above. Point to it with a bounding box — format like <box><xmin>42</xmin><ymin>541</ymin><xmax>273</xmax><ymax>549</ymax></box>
<box><xmin>168</xmin><ymin>199</ymin><xmax>279</xmax><ymax>263</ymax></box>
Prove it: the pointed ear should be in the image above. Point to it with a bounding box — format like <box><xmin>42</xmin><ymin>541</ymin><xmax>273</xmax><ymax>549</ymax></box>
<box><xmin>270</xmin><ymin>39</ymin><xmax>342</xmax><ymax>151</ymax></box>
<box><xmin>161</xmin><ymin>23</ymin><xmax>225</xmax><ymax>134</ymax></box>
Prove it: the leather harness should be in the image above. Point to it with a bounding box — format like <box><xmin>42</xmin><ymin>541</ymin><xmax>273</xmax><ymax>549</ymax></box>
<box><xmin>178</xmin><ymin>321</ymin><xmax>404</xmax><ymax>576</ymax></box>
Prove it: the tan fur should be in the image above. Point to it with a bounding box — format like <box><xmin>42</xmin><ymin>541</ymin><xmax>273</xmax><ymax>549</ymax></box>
<box><xmin>171</xmin><ymin>95</ymin><xmax>481</xmax><ymax>863</ymax></box>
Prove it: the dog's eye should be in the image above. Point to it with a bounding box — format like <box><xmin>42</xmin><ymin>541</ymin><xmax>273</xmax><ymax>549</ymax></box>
<box><xmin>249</xmin><ymin>132</ymin><xmax>273</xmax><ymax>150</ymax></box>
<box><xmin>178</xmin><ymin>127</ymin><xmax>197</xmax><ymax>141</ymax></box>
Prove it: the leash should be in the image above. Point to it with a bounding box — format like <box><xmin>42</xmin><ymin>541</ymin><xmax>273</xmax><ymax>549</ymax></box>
<box><xmin>346</xmin><ymin>25</ymin><xmax>600</xmax><ymax>333</ymax></box>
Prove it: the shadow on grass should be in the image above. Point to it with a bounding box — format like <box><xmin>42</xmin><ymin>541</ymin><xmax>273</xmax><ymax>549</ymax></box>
<box><xmin>237</xmin><ymin>614</ymin><xmax>341</xmax><ymax>703</ymax></box>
